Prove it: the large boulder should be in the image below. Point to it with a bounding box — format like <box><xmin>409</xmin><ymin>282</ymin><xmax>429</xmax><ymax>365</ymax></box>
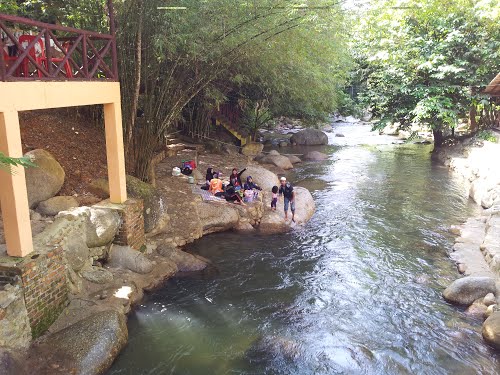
<box><xmin>287</xmin><ymin>155</ymin><xmax>302</xmax><ymax>164</ymax></box>
<box><xmin>259</xmin><ymin>210</ymin><xmax>291</xmax><ymax>234</ymax></box>
<box><xmin>242</xmin><ymin>142</ymin><xmax>264</xmax><ymax>156</ymax></box>
<box><xmin>63</xmin><ymin>234</ymin><xmax>90</xmax><ymax>272</ymax></box>
<box><xmin>126</xmin><ymin>175</ymin><xmax>168</xmax><ymax>233</ymax></box>
<box><xmin>482</xmin><ymin>312</ymin><xmax>500</xmax><ymax>349</ymax></box>
<box><xmin>443</xmin><ymin>276</ymin><xmax>497</xmax><ymax>305</ymax></box>
<box><xmin>89</xmin><ymin>176</ymin><xmax>169</xmax><ymax>234</ymax></box>
<box><xmin>37</xmin><ymin>196</ymin><xmax>79</xmax><ymax>216</ymax></box>
<box><xmin>259</xmin><ymin>154</ymin><xmax>294</xmax><ymax>170</ymax></box>
<box><xmin>80</xmin><ymin>266</ymin><xmax>114</xmax><ymax>284</ymax></box>
<box><xmin>304</xmin><ymin>151</ymin><xmax>328</xmax><ymax>161</ymax></box>
<box><xmin>108</xmin><ymin>245</ymin><xmax>153</xmax><ymax>274</ymax></box>
<box><xmin>24</xmin><ymin>149</ymin><xmax>65</xmax><ymax>208</ymax></box>
<box><xmin>57</xmin><ymin>207</ymin><xmax>121</xmax><ymax>248</ymax></box>
<box><xmin>259</xmin><ymin>187</ymin><xmax>315</xmax><ymax>233</ymax></box>
<box><xmin>26</xmin><ymin>310</ymin><xmax>127</xmax><ymax>375</ymax></box>
<box><xmin>0</xmin><ymin>349</ymin><xmax>25</xmax><ymax>375</ymax></box>
<box><xmin>86</xmin><ymin>208</ymin><xmax>121</xmax><ymax>248</ymax></box>
<box><xmin>290</xmin><ymin>128</ymin><xmax>328</xmax><ymax>145</ymax></box>
<box><xmin>241</xmin><ymin>166</ymin><xmax>280</xmax><ymax>191</ymax></box>
<box><xmin>157</xmin><ymin>244</ymin><xmax>209</xmax><ymax>272</ymax></box>
<box><xmin>197</xmin><ymin>201</ymin><xmax>240</xmax><ymax>235</ymax></box>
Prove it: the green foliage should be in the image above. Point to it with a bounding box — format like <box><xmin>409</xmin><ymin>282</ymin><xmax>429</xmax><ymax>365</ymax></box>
<box><xmin>241</xmin><ymin>100</ymin><xmax>273</xmax><ymax>141</ymax></box>
<box><xmin>0</xmin><ymin>0</ymin><xmax>108</xmax><ymax>31</ymax></box>
<box><xmin>114</xmin><ymin>0</ymin><xmax>352</xmax><ymax>179</ymax></box>
<box><xmin>0</xmin><ymin>152</ymin><xmax>36</xmax><ymax>174</ymax></box>
<box><xmin>351</xmin><ymin>0</ymin><xmax>500</xmax><ymax>136</ymax></box>
<box><xmin>477</xmin><ymin>130</ymin><xmax>498</xmax><ymax>143</ymax></box>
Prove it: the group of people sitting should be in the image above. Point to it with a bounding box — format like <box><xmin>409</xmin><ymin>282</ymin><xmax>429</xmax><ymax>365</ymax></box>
<box><xmin>201</xmin><ymin>166</ymin><xmax>296</xmax><ymax>222</ymax></box>
<box><xmin>202</xmin><ymin>167</ymin><xmax>262</xmax><ymax>205</ymax></box>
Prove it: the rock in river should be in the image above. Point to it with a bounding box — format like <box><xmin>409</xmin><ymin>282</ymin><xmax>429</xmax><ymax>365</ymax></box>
<box><xmin>241</xmin><ymin>166</ymin><xmax>280</xmax><ymax>192</ymax></box>
<box><xmin>108</xmin><ymin>244</ymin><xmax>154</xmax><ymax>274</ymax></box>
<box><xmin>157</xmin><ymin>244</ymin><xmax>209</xmax><ymax>272</ymax></box>
<box><xmin>304</xmin><ymin>151</ymin><xmax>328</xmax><ymax>161</ymax></box>
<box><xmin>443</xmin><ymin>276</ymin><xmax>497</xmax><ymax>305</ymax></box>
<box><xmin>260</xmin><ymin>154</ymin><xmax>294</xmax><ymax>170</ymax></box>
<box><xmin>287</xmin><ymin>155</ymin><xmax>302</xmax><ymax>164</ymax></box>
<box><xmin>290</xmin><ymin>128</ymin><xmax>328</xmax><ymax>145</ymax></box>
<box><xmin>26</xmin><ymin>310</ymin><xmax>127</xmax><ymax>375</ymax></box>
<box><xmin>483</xmin><ymin>311</ymin><xmax>500</xmax><ymax>349</ymax></box>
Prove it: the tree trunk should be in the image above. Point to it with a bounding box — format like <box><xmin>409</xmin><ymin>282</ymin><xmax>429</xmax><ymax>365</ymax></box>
<box><xmin>124</xmin><ymin>0</ymin><xmax>143</xmax><ymax>155</ymax></box>
<box><xmin>433</xmin><ymin>129</ymin><xmax>444</xmax><ymax>147</ymax></box>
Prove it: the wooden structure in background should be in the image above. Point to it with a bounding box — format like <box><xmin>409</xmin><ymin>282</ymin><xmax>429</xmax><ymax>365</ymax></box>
<box><xmin>0</xmin><ymin>1</ymin><xmax>127</xmax><ymax>257</ymax></box>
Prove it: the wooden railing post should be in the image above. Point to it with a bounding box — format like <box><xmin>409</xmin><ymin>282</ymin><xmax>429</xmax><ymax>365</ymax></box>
<box><xmin>82</xmin><ymin>34</ymin><xmax>89</xmax><ymax>78</ymax></box>
<box><xmin>44</xmin><ymin>29</ymin><xmax>52</xmax><ymax>76</ymax></box>
<box><xmin>0</xmin><ymin>37</ymin><xmax>6</xmax><ymax>81</ymax></box>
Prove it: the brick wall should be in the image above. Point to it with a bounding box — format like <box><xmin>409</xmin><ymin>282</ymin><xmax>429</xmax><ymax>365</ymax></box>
<box><xmin>0</xmin><ymin>248</ymin><xmax>69</xmax><ymax>338</ymax></box>
<box><xmin>113</xmin><ymin>199</ymin><xmax>145</xmax><ymax>250</ymax></box>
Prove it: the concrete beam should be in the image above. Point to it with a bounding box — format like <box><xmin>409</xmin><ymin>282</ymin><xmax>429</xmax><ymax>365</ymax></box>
<box><xmin>104</xmin><ymin>102</ymin><xmax>127</xmax><ymax>204</ymax></box>
<box><xmin>0</xmin><ymin>111</ymin><xmax>34</xmax><ymax>257</ymax></box>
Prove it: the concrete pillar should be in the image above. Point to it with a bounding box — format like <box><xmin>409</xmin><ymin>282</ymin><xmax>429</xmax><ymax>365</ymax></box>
<box><xmin>0</xmin><ymin>111</ymin><xmax>34</xmax><ymax>257</ymax></box>
<box><xmin>103</xmin><ymin>102</ymin><xmax>127</xmax><ymax>204</ymax></box>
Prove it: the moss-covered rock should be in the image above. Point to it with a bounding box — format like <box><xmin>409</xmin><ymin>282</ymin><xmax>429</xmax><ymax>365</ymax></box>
<box><xmin>24</xmin><ymin>149</ymin><xmax>65</xmax><ymax>208</ymax></box>
<box><xmin>89</xmin><ymin>176</ymin><xmax>169</xmax><ymax>233</ymax></box>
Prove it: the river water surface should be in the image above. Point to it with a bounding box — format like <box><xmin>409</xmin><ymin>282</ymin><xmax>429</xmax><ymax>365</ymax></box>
<box><xmin>109</xmin><ymin>124</ymin><xmax>500</xmax><ymax>375</ymax></box>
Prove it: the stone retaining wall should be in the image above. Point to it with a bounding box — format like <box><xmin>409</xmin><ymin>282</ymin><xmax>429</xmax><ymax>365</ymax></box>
<box><xmin>0</xmin><ymin>247</ymin><xmax>68</xmax><ymax>339</ymax></box>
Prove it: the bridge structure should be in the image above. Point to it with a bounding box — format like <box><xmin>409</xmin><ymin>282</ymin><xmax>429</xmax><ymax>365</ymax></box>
<box><xmin>0</xmin><ymin>1</ymin><xmax>127</xmax><ymax>258</ymax></box>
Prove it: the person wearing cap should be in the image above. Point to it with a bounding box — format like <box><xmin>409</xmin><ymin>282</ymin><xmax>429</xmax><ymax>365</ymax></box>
<box><xmin>279</xmin><ymin>177</ymin><xmax>295</xmax><ymax>222</ymax></box>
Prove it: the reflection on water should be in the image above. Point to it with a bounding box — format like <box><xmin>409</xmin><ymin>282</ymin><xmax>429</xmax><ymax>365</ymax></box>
<box><xmin>108</xmin><ymin>124</ymin><xmax>497</xmax><ymax>375</ymax></box>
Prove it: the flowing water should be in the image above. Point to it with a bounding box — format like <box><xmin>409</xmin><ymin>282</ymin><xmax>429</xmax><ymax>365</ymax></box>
<box><xmin>108</xmin><ymin>124</ymin><xmax>500</xmax><ymax>375</ymax></box>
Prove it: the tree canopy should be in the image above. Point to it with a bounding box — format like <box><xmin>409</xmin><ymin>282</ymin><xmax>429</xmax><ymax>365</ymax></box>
<box><xmin>350</xmin><ymin>0</ymin><xmax>500</xmax><ymax>143</ymax></box>
<box><xmin>3</xmin><ymin>0</ymin><xmax>499</xmax><ymax>179</ymax></box>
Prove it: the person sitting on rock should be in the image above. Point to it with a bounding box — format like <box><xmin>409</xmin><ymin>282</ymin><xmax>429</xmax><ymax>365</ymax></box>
<box><xmin>243</xmin><ymin>176</ymin><xmax>262</xmax><ymax>191</ymax></box>
<box><xmin>243</xmin><ymin>176</ymin><xmax>262</xmax><ymax>202</ymax></box>
<box><xmin>209</xmin><ymin>172</ymin><xmax>225</xmax><ymax>198</ymax></box>
<box><xmin>229</xmin><ymin>167</ymin><xmax>246</xmax><ymax>189</ymax></box>
<box><xmin>224</xmin><ymin>185</ymin><xmax>245</xmax><ymax>205</ymax></box>
<box><xmin>201</xmin><ymin>167</ymin><xmax>215</xmax><ymax>190</ymax></box>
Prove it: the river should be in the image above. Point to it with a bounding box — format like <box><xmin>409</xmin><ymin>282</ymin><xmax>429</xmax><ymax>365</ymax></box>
<box><xmin>108</xmin><ymin>123</ymin><xmax>500</xmax><ymax>375</ymax></box>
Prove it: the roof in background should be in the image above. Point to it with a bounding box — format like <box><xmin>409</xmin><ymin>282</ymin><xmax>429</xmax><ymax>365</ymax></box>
<box><xmin>485</xmin><ymin>72</ymin><xmax>500</xmax><ymax>96</ymax></box>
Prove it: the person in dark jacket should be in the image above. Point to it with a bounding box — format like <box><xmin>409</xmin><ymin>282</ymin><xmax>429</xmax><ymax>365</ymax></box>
<box><xmin>278</xmin><ymin>176</ymin><xmax>295</xmax><ymax>222</ymax></box>
<box><xmin>201</xmin><ymin>167</ymin><xmax>215</xmax><ymax>190</ymax></box>
<box><xmin>243</xmin><ymin>176</ymin><xmax>262</xmax><ymax>191</ymax></box>
<box><xmin>229</xmin><ymin>167</ymin><xmax>246</xmax><ymax>188</ymax></box>
<box><xmin>224</xmin><ymin>185</ymin><xmax>245</xmax><ymax>205</ymax></box>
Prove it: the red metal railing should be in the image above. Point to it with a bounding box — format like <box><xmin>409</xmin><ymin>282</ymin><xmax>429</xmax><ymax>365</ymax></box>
<box><xmin>0</xmin><ymin>11</ymin><xmax>118</xmax><ymax>81</ymax></box>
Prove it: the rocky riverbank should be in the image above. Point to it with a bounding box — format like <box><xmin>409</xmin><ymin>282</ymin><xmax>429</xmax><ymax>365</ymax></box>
<box><xmin>434</xmin><ymin>132</ymin><xmax>500</xmax><ymax>349</ymax></box>
<box><xmin>0</xmin><ymin>143</ymin><xmax>318</xmax><ymax>374</ymax></box>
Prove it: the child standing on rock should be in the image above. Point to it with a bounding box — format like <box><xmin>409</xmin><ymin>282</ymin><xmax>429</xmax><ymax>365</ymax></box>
<box><xmin>271</xmin><ymin>186</ymin><xmax>278</xmax><ymax>211</ymax></box>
